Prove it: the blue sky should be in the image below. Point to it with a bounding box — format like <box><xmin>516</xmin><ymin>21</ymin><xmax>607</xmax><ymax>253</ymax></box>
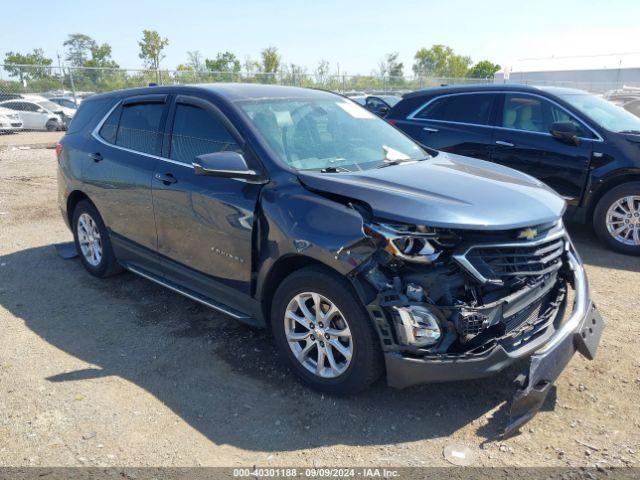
<box><xmin>2</xmin><ymin>0</ymin><xmax>639</xmax><ymax>74</ymax></box>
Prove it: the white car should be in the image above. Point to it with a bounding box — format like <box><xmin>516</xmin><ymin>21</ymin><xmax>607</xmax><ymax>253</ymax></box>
<box><xmin>23</xmin><ymin>95</ymin><xmax>75</xmax><ymax>127</ymax></box>
<box><xmin>0</xmin><ymin>99</ymin><xmax>64</xmax><ymax>131</ymax></box>
<box><xmin>0</xmin><ymin>106</ymin><xmax>23</xmax><ymax>133</ymax></box>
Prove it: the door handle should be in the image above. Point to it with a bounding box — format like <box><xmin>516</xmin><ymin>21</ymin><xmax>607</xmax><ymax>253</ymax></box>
<box><xmin>154</xmin><ymin>172</ymin><xmax>177</xmax><ymax>185</ymax></box>
<box><xmin>88</xmin><ymin>152</ymin><xmax>103</xmax><ymax>162</ymax></box>
<box><xmin>495</xmin><ymin>140</ymin><xmax>514</xmax><ymax>147</ymax></box>
<box><xmin>422</xmin><ymin>127</ymin><xmax>439</xmax><ymax>133</ymax></box>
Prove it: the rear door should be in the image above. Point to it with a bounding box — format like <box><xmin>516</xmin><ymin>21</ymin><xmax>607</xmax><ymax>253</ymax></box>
<box><xmin>490</xmin><ymin>93</ymin><xmax>595</xmax><ymax>206</ymax></box>
<box><xmin>396</xmin><ymin>92</ymin><xmax>498</xmax><ymax>160</ymax></box>
<box><xmin>86</xmin><ymin>94</ymin><xmax>168</xmax><ymax>272</ymax></box>
<box><xmin>151</xmin><ymin>95</ymin><xmax>262</xmax><ymax>308</ymax></box>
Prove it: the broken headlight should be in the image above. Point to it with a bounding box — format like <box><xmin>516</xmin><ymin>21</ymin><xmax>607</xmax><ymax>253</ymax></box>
<box><xmin>364</xmin><ymin>222</ymin><xmax>447</xmax><ymax>264</ymax></box>
<box><xmin>394</xmin><ymin>305</ymin><xmax>442</xmax><ymax>347</ymax></box>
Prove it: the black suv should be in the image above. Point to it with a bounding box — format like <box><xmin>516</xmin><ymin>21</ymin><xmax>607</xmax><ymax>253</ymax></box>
<box><xmin>387</xmin><ymin>84</ymin><xmax>640</xmax><ymax>255</ymax></box>
<box><xmin>58</xmin><ymin>84</ymin><xmax>602</xmax><ymax>435</ymax></box>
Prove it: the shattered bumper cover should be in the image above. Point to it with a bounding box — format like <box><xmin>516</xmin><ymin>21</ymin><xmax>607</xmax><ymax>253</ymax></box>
<box><xmin>383</xmin><ymin>250</ymin><xmax>604</xmax><ymax>436</ymax></box>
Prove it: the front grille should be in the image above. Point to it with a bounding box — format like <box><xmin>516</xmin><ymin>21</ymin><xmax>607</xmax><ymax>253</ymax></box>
<box><xmin>461</xmin><ymin>234</ymin><xmax>565</xmax><ymax>284</ymax></box>
<box><xmin>11</xmin><ymin>122</ymin><xmax>21</xmax><ymax>127</ymax></box>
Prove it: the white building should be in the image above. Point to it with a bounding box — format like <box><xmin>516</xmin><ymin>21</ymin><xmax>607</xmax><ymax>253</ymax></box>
<box><xmin>494</xmin><ymin>53</ymin><xmax>640</xmax><ymax>93</ymax></box>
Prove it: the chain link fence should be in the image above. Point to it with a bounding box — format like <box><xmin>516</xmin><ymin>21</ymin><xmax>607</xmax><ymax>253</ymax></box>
<box><xmin>2</xmin><ymin>64</ymin><xmax>640</xmax><ymax>134</ymax></box>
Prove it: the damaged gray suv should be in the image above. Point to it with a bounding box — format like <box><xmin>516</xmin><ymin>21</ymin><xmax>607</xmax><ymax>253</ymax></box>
<box><xmin>58</xmin><ymin>84</ymin><xmax>603</xmax><ymax>435</ymax></box>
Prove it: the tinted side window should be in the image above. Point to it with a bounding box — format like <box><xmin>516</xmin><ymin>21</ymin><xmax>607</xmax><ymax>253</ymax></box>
<box><xmin>170</xmin><ymin>103</ymin><xmax>239</xmax><ymax>164</ymax></box>
<box><xmin>98</xmin><ymin>104</ymin><xmax>122</xmax><ymax>143</ymax></box>
<box><xmin>116</xmin><ymin>102</ymin><xmax>165</xmax><ymax>155</ymax></box>
<box><xmin>415</xmin><ymin>94</ymin><xmax>495</xmax><ymax>125</ymax></box>
<box><xmin>501</xmin><ymin>94</ymin><xmax>594</xmax><ymax>138</ymax></box>
<box><xmin>23</xmin><ymin>102</ymin><xmax>41</xmax><ymax>112</ymax></box>
<box><xmin>1</xmin><ymin>103</ymin><xmax>21</xmax><ymax>111</ymax></box>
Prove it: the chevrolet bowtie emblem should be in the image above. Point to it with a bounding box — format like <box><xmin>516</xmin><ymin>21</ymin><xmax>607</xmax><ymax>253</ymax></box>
<box><xmin>518</xmin><ymin>228</ymin><xmax>538</xmax><ymax>240</ymax></box>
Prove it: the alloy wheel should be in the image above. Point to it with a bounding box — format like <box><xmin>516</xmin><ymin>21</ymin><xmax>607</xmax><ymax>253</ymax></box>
<box><xmin>77</xmin><ymin>213</ymin><xmax>103</xmax><ymax>266</ymax></box>
<box><xmin>284</xmin><ymin>292</ymin><xmax>353</xmax><ymax>378</ymax></box>
<box><xmin>606</xmin><ymin>195</ymin><xmax>640</xmax><ymax>246</ymax></box>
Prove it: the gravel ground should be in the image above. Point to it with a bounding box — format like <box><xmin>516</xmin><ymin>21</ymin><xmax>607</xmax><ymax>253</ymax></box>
<box><xmin>0</xmin><ymin>147</ymin><xmax>639</xmax><ymax>468</ymax></box>
<box><xmin>0</xmin><ymin>131</ymin><xmax>62</xmax><ymax>149</ymax></box>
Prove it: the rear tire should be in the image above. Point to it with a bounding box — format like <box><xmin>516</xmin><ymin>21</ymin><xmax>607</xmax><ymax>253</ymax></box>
<box><xmin>271</xmin><ymin>266</ymin><xmax>383</xmax><ymax>395</ymax></box>
<box><xmin>72</xmin><ymin>200</ymin><xmax>123</xmax><ymax>277</ymax></box>
<box><xmin>45</xmin><ymin>120</ymin><xmax>58</xmax><ymax>132</ymax></box>
<box><xmin>593</xmin><ymin>181</ymin><xmax>640</xmax><ymax>255</ymax></box>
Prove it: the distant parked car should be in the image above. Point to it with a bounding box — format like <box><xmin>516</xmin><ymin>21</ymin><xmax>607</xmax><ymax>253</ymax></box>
<box><xmin>0</xmin><ymin>99</ymin><xmax>63</xmax><ymax>131</ymax></box>
<box><xmin>604</xmin><ymin>88</ymin><xmax>640</xmax><ymax>118</ymax></box>
<box><xmin>49</xmin><ymin>96</ymin><xmax>80</xmax><ymax>110</ymax></box>
<box><xmin>22</xmin><ymin>95</ymin><xmax>75</xmax><ymax>128</ymax></box>
<box><xmin>348</xmin><ymin>95</ymin><xmax>402</xmax><ymax>117</ymax></box>
<box><xmin>0</xmin><ymin>106</ymin><xmax>23</xmax><ymax>133</ymax></box>
<box><xmin>387</xmin><ymin>84</ymin><xmax>640</xmax><ymax>255</ymax></box>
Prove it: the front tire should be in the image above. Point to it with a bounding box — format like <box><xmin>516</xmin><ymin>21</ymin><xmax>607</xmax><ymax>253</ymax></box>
<box><xmin>45</xmin><ymin>120</ymin><xmax>58</xmax><ymax>132</ymax></box>
<box><xmin>72</xmin><ymin>200</ymin><xmax>122</xmax><ymax>277</ymax></box>
<box><xmin>593</xmin><ymin>182</ymin><xmax>640</xmax><ymax>255</ymax></box>
<box><xmin>271</xmin><ymin>266</ymin><xmax>383</xmax><ymax>395</ymax></box>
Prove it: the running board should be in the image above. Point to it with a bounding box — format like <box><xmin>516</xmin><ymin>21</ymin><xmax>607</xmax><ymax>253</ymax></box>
<box><xmin>126</xmin><ymin>264</ymin><xmax>251</xmax><ymax>321</ymax></box>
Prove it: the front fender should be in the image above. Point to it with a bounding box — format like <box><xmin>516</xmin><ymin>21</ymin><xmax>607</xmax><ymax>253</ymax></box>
<box><xmin>254</xmin><ymin>182</ymin><xmax>375</xmax><ymax>300</ymax></box>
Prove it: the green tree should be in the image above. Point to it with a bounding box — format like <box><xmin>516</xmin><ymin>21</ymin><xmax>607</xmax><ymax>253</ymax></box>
<box><xmin>412</xmin><ymin>44</ymin><xmax>472</xmax><ymax>78</ymax></box>
<box><xmin>261</xmin><ymin>47</ymin><xmax>280</xmax><ymax>73</ymax></box>
<box><xmin>315</xmin><ymin>59</ymin><xmax>331</xmax><ymax>85</ymax></box>
<box><xmin>3</xmin><ymin>49</ymin><xmax>53</xmax><ymax>82</ymax></box>
<box><xmin>467</xmin><ymin>60</ymin><xmax>501</xmax><ymax>79</ymax></box>
<box><xmin>63</xmin><ymin>34</ymin><xmax>97</xmax><ymax>67</ymax></box>
<box><xmin>186</xmin><ymin>50</ymin><xmax>204</xmax><ymax>72</ymax></box>
<box><xmin>205</xmin><ymin>51</ymin><xmax>241</xmax><ymax>73</ymax></box>
<box><xmin>138</xmin><ymin>30</ymin><xmax>169</xmax><ymax>70</ymax></box>
<box><xmin>378</xmin><ymin>52</ymin><xmax>404</xmax><ymax>78</ymax></box>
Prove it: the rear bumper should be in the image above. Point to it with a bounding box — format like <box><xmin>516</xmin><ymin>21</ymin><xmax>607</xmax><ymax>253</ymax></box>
<box><xmin>384</xmin><ymin>250</ymin><xmax>602</xmax><ymax>388</ymax></box>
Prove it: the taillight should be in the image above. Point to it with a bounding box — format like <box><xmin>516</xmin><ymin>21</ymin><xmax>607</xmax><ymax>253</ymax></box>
<box><xmin>386</xmin><ymin>118</ymin><xmax>397</xmax><ymax>126</ymax></box>
<box><xmin>55</xmin><ymin>142</ymin><xmax>63</xmax><ymax>162</ymax></box>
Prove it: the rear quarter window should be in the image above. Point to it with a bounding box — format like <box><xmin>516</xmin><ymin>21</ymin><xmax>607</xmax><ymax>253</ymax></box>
<box><xmin>67</xmin><ymin>97</ymin><xmax>117</xmax><ymax>135</ymax></box>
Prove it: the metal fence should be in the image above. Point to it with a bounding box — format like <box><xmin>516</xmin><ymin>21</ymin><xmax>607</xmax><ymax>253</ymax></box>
<box><xmin>2</xmin><ymin>64</ymin><xmax>640</xmax><ymax>134</ymax></box>
<box><xmin>0</xmin><ymin>64</ymin><xmax>493</xmax><ymax>99</ymax></box>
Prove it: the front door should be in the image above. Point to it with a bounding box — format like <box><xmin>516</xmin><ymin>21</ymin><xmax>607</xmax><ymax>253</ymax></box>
<box><xmin>491</xmin><ymin>93</ymin><xmax>594</xmax><ymax>206</ymax></box>
<box><xmin>151</xmin><ymin>95</ymin><xmax>262</xmax><ymax>307</ymax></box>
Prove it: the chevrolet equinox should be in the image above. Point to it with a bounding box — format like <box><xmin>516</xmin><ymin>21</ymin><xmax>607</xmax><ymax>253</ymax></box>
<box><xmin>57</xmin><ymin>84</ymin><xmax>604</xmax><ymax>435</ymax></box>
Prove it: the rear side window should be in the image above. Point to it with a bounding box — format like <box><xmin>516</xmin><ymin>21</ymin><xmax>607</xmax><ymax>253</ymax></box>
<box><xmin>116</xmin><ymin>102</ymin><xmax>165</xmax><ymax>155</ymax></box>
<box><xmin>98</xmin><ymin>104</ymin><xmax>121</xmax><ymax>143</ymax></box>
<box><xmin>68</xmin><ymin>98</ymin><xmax>114</xmax><ymax>134</ymax></box>
<box><xmin>414</xmin><ymin>94</ymin><xmax>495</xmax><ymax>125</ymax></box>
<box><xmin>170</xmin><ymin>103</ymin><xmax>239</xmax><ymax>164</ymax></box>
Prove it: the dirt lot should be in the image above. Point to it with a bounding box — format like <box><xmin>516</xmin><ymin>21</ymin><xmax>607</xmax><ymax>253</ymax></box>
<box><xmin>0</xmin><ymin>147</ymin><xmax>639</xmax><ymax>468</ymax></box>
<box><xmin>0</xmin><ymin>131</ymin><xmax>62</xmax><ymax>150</ymax></box>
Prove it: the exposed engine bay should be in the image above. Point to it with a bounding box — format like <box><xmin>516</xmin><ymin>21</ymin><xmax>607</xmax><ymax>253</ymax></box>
<box><xmin>341</xmin><ymin>209</ymin><xmax>571</xmax><ymax>359</ymax></box>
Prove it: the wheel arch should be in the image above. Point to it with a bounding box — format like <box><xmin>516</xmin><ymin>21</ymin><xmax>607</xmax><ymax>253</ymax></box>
<box><xmin>258</xmin><ymin>254</ymin><xmax>363</xmax><ymax>326</ymax></box>
<box><xmin>66</xmin><ymin>190</ymin><xmax>93</xmax><ymax>226</ymax></box>
<box><xmin>586</xmin><ymin>171</ymin><xmax>640</xmax><ymax>222</ymax></box>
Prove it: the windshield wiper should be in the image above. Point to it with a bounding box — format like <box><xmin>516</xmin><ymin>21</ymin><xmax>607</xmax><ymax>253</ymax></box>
<box><xmin>320</xmin><ymin>166</ymin><xmax>351</xmax><ymax>173</ymax></box>
<box><xmin>619</xmin><ymin>130</ymin><xmax>640</xmax><ymax>134</ymax></box>
<box><xmin>376</xmin><ymin>156</ymin><xmax>430</xmax><ymax>169</ymax></box>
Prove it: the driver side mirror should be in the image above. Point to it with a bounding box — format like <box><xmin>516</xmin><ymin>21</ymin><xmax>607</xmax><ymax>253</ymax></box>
<box><xmin>377</xmin><ymin>106</ymin><xmax>390</xmax><ymax>116</ymax></box>
<box><xmin>550</xmin><ymin>121</ymin><xmax>580</xmax><ymax>145</ymax></box>
<box><xmin>193</xmin><ymin>151</ymin><xmax>266</xmax><ymax>182</ymax></box>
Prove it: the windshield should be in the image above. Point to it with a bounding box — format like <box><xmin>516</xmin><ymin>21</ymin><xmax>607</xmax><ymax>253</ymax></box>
<box><xmin>238</xmin><ymin>97</ymin><xmax>426</xmax><ymax>171</ymax></box>
<box><xmin>378</xmin><ymin>96</ymin><xmax>401</xmax><ymax>106</ymax></box>
<box><xmin>38</xmin><ymin>100</ymin><xmax>62</xmax><ymax>112</ymax></box>
<box><xmin>559</xmin><ymin>93</ymin><xmax>640</xmax><ymax>133</ymax></box>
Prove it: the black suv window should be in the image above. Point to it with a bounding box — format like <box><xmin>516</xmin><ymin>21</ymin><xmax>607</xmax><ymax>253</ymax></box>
<box><xmin>98</xmin><ymin>104</ymin><xmax>121</xmax><ymax>143</ymax></box>
<box><xmin>415</xmin><ymin>93</ymin><xmax>495</xmax><ymax>125</ymax></box>
<box><xmin>501</xmin><ymin>94</ymin><xmax>594</xmax><ymax>138</ymax></box>
<box><xmin>115</xmin><ymin>102</ymin><xmax>165</xmax><ymax>155</ymax></box>
<box><xmin>170</xmin><ymin>103</ymin><xmax>239</xmax><ymax>164</ymax></box>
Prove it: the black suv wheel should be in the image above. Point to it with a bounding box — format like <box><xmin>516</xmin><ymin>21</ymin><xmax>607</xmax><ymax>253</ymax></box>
<box><xmin>271</xmin><ymin>267</ymin><xmax>383</xmax><ymax>395</ymax></box>
<box><xmin>72</xmin><ymin>200</ymin><xmax>123</xmax><ymax>277</ymax></box>
<box><xmin>594</xmin><ymin>181</ymin><xmax>640</xmax><ymax>255</ymax></box>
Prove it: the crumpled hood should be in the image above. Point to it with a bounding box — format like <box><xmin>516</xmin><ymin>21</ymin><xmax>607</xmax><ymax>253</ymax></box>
<box><xmin>297</xmin><ymin>152</ymin><xmax>566</xmax><ymax>230</ymax></box>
